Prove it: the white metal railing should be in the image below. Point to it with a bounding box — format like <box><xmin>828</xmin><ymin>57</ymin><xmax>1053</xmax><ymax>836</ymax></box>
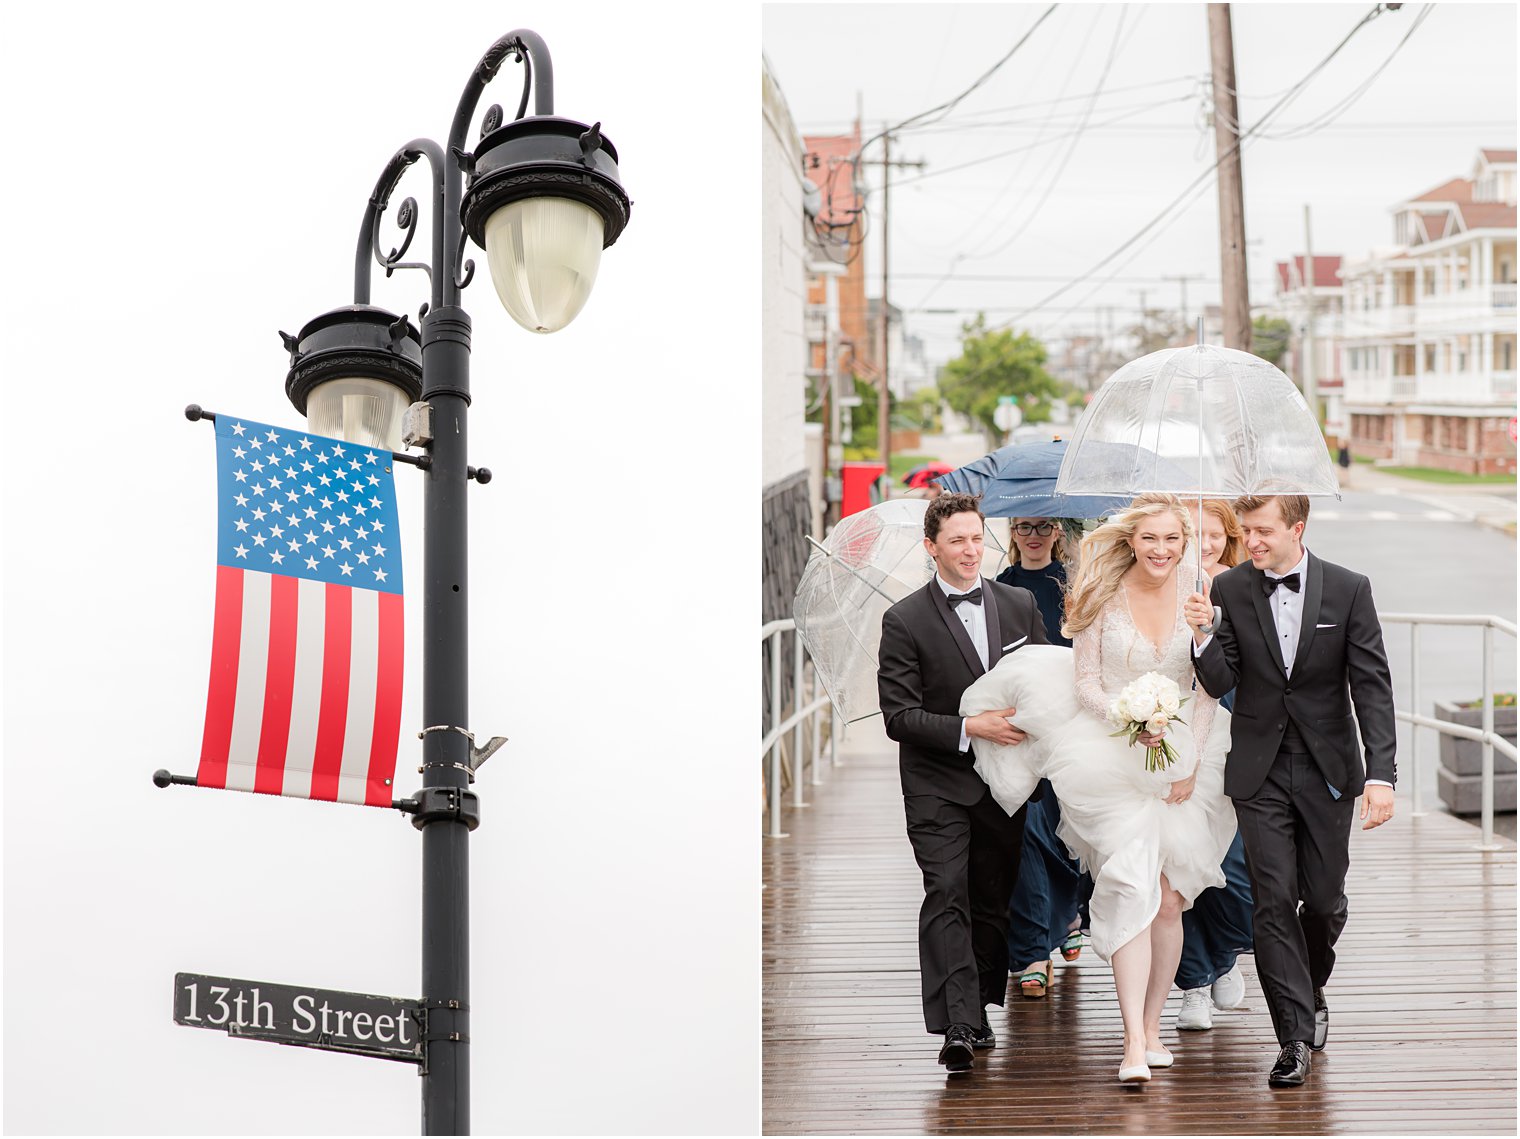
<box><xmin>761</xmin><ymin>618</ymin><xmax>839</xmax><ymax>838</ymax></box>
<box><xmin>1382</xmin><ymin>612</ymin><xmax>1517</xmax><ymax>851</ymax></box>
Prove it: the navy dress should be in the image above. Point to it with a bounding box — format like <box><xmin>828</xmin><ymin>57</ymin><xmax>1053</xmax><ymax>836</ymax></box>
<box><xmin>1175</xmin><ymin>687</ymin><xmax>1255</xmax><ymax>989</ymax></box>
<box><xmin>997</xmin><ymin>561</ymin><xmax>1087</xmax><ymax>972</ymax></box>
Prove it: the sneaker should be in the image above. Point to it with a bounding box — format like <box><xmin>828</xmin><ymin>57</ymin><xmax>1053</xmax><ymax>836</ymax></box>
<box><xmin>1211</xmin><ymin>962</ymin><xmax>1245</xmax><ymax>1010</ymax></box>
<box><xmin>1177</xmin><ymin>987</ymin><xmax>1213</xmax><ymax>1030</ymax></box>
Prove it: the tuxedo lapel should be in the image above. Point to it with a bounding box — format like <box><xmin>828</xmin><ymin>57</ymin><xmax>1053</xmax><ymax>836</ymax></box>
<box><xmin>983</xmin><ymin>578</ymin><xmax>1005</xmax><ymax>669</ymax></box>
<box><xmin>1248</xmin><ymin>565</ymin><xmax>1289</xmax><ymax>674</ymax></box>
<box><xmin>1293</xmin><ymin>553</ymin><xmax>1325</xmax><ymax>670</ymax></box>
<box><xmin>928</xmin><ymin>581</ymin><xmax>985</xmax><ymax>677</ymax></box>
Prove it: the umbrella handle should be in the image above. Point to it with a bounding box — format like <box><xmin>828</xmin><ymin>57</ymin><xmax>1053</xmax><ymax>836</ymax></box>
<box><xmin>1198</xmin><ymin>605</ymin><xmax>1222</xmax><ymax>636</ymax></box>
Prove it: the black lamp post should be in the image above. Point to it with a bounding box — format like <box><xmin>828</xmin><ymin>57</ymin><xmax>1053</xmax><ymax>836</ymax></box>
<box><xmin>279</xmin><ymin>31</ymin><xmax>629</xmax><ymax>1134</ymax></box>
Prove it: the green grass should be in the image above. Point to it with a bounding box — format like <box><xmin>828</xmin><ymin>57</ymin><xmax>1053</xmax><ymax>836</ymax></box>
<box><xmin>1376</xmin><ymin>466</ymin><xmax>1516</xmax><ymax>485</ymax></box>
<box><xmin>889</xmin><ymin>452</ymin><xmax>934</xmax><ymax>479</ymax></box>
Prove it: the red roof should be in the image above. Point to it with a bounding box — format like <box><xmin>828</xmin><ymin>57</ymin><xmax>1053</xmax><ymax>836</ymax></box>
<box><xmin>1461</xmin><ymin>201</ymin><xmax>1518</xmax><ymax>230</ymax></box>
<box><xmin>1480</xmin><ymin>148</ymin><xmax>1517</xmax><ymax>163</ymax></box>
<box><xmin>1405</xmin><ymin>175</ymin><xmax>1515</xmax><ymax>236</ymax></box>
<box><xmin>1275</xmin><ymin>255</ymin><xmax>1342</xmax><ymax>292</ymax></box>
<box><xmin>1418</xmin><ymin>212</ymin><xmax>1452</xmax><ymax>242</ymax></box>
<box><xmin>1410</xmin><ymin>177</ymin><xmax>1472</xmax><ymax>204</ymax></box>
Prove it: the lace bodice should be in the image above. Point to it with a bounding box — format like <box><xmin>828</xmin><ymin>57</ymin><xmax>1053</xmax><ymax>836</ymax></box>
<box><xmin>1072</xmin><ymin>565</ymin><xmax>1217</xmax><ymax>779</ymax></box>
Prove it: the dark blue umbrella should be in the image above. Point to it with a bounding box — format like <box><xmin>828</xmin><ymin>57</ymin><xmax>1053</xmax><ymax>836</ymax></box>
<box><xmin>934</xmin><ymin>440</ymin><xmax>1141</xmax><ymax>519</ymax></box>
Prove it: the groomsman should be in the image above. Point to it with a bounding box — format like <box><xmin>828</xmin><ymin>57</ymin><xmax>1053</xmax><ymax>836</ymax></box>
<box><xmin>877</xmin><ymin>492</ymin><xmax>1049</xmax><ymax>1074</ymax></box>
<box><xmin>1184</xmin><ymin>495</ymin><xmax>1396</xmax><ymax>1088</ymax></box>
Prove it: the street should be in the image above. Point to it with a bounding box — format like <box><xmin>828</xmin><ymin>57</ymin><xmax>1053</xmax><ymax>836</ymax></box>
<box><xmin>1306</xmin><ymin>481</ymin><xmax>1516</xmax><ymax>841</ymax></box>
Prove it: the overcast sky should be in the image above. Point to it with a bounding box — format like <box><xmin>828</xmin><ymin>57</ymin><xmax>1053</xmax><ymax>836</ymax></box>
<box><xmin>763</xmin><ymin>1</ymin><xmax>1518</xmax><ymax>364</ymax></box>
<box><xmin>3</xmin><ymin>2</ymin><xmax>758</xmax><ymax>1133</ymax></box>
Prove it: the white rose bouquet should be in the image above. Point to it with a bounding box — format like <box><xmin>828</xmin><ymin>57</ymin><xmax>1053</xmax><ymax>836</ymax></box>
<box><xmin>1107</xmin><ymin>672</ymin><xmax>1189</xmax><ymax>773</ymax></box>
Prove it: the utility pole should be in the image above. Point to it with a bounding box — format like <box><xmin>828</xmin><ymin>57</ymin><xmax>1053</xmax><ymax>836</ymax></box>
<box><xmin>861</xmin><ymin>129</ymin><xmax>925</xmax><ymax>493</ymax></box>
<box><xmin>1132</xmin><ymin>288</ymin><xmax>1152</xmax><ymax>351</ymax></box>
<box><xmin>1208</xmin><ymin>4</ymin><xmax>1252</xmax><ymax>351</ymax></box>
<box><xmin>1163</xmin><ymin>273</ymin><xmax>1204</xmax><ymax>329</ymax></box>
<box><xmin>1302</xmin><ymin>204</ymin><xmax>1319</xmax><ymax>424</ymax></box>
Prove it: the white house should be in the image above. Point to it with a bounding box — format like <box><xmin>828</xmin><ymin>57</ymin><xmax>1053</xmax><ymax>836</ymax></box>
<box><xmin>1339</xmin><ymin>148</ymin><xmax>1517</xmax><ymax>473</ymax></box>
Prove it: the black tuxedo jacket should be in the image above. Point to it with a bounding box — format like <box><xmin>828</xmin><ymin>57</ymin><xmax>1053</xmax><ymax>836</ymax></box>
<box><xmin>878</xmin><ymin>578</ymin><xmax>1050</xmax><ymax>805</ymax></box>
<box><xmin>1194</xmin><ymin>552</ymin><xmax>1397</xmax><ymax>799</ymax></box>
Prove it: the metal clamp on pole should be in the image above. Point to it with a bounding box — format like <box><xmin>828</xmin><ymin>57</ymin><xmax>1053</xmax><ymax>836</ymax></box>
<box><xmin>422</xmin><ymin>997</ymin><xmax>471</xmax><ymax>1044</ymax></box>
<box><xmin>396</xmin><ymin>786</ymin><xmax>482</xmax><ymax>831</ymax></box>
<box><xmin>418</xmin><ymin>725</ymin><xmax>508</xmax><ymax>781</ymax></box>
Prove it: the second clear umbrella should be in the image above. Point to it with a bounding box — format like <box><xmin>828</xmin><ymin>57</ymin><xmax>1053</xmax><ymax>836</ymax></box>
<box><xmin>793</xmin><ymin>498</ymin><xmax>1007</xmax><ymax>724</ymax></box>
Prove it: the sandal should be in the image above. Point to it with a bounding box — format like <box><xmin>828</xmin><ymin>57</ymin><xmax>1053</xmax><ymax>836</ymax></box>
<box><xmin>1060</xmin><ymin>930</ymin><xmax>1084</xmax><ymax>962</ymax></box>
<box><xmin>1019</xmin><ymin>969</ymin><xmax>1049</xmax><ymax>998</ymax></box>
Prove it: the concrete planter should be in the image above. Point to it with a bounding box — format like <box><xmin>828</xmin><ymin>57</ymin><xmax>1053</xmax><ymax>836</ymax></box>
<box><xmin>1433</xmin><ymin>697</ymin><xmax>1517</xmax><ymax>815</ymax></box>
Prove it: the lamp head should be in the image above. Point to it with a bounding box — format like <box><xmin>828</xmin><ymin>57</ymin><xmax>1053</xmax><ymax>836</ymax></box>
<box><xmin>282</xmin><ymin>306</ymin><xmax>422</xmax><ymax>450</ymax></box>
<box><xmin>459</xmin><ymin>115</ymin><xmax>630</xmax><ymax>333</ymax></box>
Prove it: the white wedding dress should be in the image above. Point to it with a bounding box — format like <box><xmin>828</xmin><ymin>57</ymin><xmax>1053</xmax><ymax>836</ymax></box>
<box><xmin>962</xmin><ymin>567</ymin><xmax>1237</xmax><ymax>962</ymax></box>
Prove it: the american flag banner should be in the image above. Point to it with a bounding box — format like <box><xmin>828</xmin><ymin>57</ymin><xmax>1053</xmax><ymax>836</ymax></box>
<box><xmin>196</xmin><ymin>416</ymin><xmax>404</xmax><ymax>807</ymax></box>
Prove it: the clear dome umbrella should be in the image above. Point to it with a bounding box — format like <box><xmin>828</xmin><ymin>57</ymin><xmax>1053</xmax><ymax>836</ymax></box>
<box><xmin>1054</xmin><ymin>338</ymin><xmax>1340</xmax><ymax>626</ymax></box>
<box><xmin>792</xmin><ymin>498</ymin><xmax>1008</xmax><ymax>724</ymax></box>
<box><xmin>1054</xmin><ymin>342</ymin><xmax>1340</xmax><ymax>500</ymax></box>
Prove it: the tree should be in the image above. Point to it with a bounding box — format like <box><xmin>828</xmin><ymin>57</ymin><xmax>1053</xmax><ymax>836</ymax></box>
<box><xmin>1250</xmin><ymin>316</ymin><xmax>1292</xmax><ymax>369</ymax></box>
<box><xmin>938</xmin><ymin>316</ymin><xmax>1063</xmax><ymax>446</ymax></box>
<box><xmin>897</xmin><ymin>384</ymin><xmax>943</xmax><ymax>434</ymax></box>
<box><xmin>1127</xmin><ymin>307</ymin><xmax>1188</xmax><ymax>356</ymax></box>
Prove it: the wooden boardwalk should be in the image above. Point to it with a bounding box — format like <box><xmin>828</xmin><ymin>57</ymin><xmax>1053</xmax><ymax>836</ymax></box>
<box><xmin>762</xmin><ymin>719</ymin><xmax>1517</xmax><ymax>1135</ymax></box>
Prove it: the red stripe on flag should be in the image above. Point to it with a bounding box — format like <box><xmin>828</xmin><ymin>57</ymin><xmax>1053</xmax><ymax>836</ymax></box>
<box><xmin>309</xmin><ymin>584</ymin><xmax>352</xmax><ymax>802</ymax></box>
<box><xmin>365</xmin><ymin>591</ymin><xmax>406</xmax><ymax>806</ymax></box>
<box><xmin>198</xmin><ymin>565</ymin><xmax>244</xmax><ymax>789</ymax></box>
<box><xmin>254</xmin><ymin>573</ymin><xmax>300</xmax><ymax>795</ymax></box>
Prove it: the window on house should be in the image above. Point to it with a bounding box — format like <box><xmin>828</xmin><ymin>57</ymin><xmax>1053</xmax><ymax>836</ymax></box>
<box><xmin>1424</xmin><ymin>344</ymin><xmax>1436</xmax><ymax>372</ymax></box>
<box><xmin>1503</xmin><ymin>341</ymin><xmax>1514</xmax><ymax>371</ymax></box>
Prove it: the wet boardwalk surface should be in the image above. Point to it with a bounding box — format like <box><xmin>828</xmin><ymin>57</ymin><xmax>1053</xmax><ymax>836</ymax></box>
<box><xmin>762</xmin><ymin>721</ymin><xmax>1517</xmax><ymax>1135</ymax></box>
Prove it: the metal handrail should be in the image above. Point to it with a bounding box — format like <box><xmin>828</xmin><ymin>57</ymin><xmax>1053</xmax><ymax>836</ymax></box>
<box><xmin>1381</xmin><ymin>611</ymin><xmax>1516</xmax><ymax>851</ymax></box>
<box><xmin>761</xmin><ymin>618</ymin><xmax>839</xmax><ymax>838</ymax></box>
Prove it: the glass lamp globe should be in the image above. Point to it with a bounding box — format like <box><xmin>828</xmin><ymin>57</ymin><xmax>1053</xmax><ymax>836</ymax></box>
<box><xmin>304</xmin><ymin>376</ymin><xmax>411</xmax><ymax>451</ymax></box>
<box><xmin>482</xmin><ymin>196</ymin><xmax>605</xmax><ymax>334</ymax></box>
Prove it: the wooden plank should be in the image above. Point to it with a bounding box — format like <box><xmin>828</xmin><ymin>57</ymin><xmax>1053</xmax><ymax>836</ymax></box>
<box><xmin>762</xmin><ymin>728</ymin><xmax>1517</xmax><ymax>1136</ymax></box>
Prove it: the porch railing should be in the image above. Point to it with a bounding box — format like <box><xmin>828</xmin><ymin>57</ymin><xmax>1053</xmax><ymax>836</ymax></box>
<box><xmin>761</xmin><ymin>618</ymin><xmax>838</xmax><ymax>839</ymax></box>
<box><xmin>1383</xmin><ymin>611</ymin><xmax>1517</xmax><ymax>851</ymax></box>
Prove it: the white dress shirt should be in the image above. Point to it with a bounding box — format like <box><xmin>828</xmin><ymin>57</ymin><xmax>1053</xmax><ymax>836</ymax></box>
<box><xmin>1267</xmin><ymin>549</ymin><xmax>1309</xmax><ymax>677</ymax></box>
<box><xmin>937</xmin><ymin>575</ymin><xmax>988</xmax><ymax>752</ymax></box>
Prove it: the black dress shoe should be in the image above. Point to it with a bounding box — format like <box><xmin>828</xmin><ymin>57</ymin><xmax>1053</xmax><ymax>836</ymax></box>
<box><xmin>1268</xmin><ymin>1041</ymin><xmax>1311</xmax><ymax>1087</ymax></box>
<box><xmin>972</xmin><ymin>1011</ymin><xmax>996</xmax><ymax>1050</ymax></box>
<box><xmin>938</xmin><ymin>1024</ymin><xmax>976</xmax><ymax>1073</ymax></box>
<box><xmin>1311</xmin><ymin>988</ymin><xmax>1329</xmax><ymax>1051</ymax></box>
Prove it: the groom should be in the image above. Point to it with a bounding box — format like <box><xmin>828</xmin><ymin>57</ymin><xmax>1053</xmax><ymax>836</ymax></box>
<box><xmin>1184</xmin><ymin>494</ymin><xmax>1396</xmax><ymax>1089</ymax></box>
<box><xmin>877</xmin><ymin>492</ymin><xmax>1049</xmax><ymax>1074</ymax></box>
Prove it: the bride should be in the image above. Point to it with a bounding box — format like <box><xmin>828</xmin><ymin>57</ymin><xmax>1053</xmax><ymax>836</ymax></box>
<box><xmin>962</xmin><ymin>493</ymin><xmax>1237</xmax><ymax>1084</ymax></box>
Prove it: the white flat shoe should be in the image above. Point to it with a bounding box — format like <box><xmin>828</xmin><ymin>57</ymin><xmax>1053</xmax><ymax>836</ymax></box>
<box><xmin>1118</xmin><ymin>1062</ymin><xmax>1152</xmax><ymax>1083</ymax></box>
<box><xmin>1145</xmin><ymin>1049</ymin><xmax>1174</xmax><ymax>1068</ymax></box>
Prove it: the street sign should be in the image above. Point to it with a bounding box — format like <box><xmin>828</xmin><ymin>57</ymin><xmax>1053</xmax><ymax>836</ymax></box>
<box><xmin>174</xmin><ymin>972</ymin><xmax>424</xmax><ymax>1064</ymax></box>
<box><xmin>994</xmin><ymin>399</ymin><xmax>1023</xmax><ymax>432</ymax></box>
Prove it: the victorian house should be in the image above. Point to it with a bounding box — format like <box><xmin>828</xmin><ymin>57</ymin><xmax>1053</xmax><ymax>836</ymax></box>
<box><xmin>1339</xmin><ymin>148</ymin><xmax>1516</xmax><ymax>473</ymax></box>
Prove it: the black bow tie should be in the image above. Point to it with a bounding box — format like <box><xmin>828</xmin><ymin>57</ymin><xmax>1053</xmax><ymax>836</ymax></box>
<box><xmin>948</xmin><ymin>587</ymin><xmax>983</xmax><ymax>608</ymax></box>
<box><xmin>1263</xmin><ymin>572</ymin><xmax>1301</xmax><ymax>596</ymax></box>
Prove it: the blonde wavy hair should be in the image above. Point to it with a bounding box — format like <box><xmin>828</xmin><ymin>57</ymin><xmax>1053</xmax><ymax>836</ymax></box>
<box><xmin>1197</xmin><ymin>498</ymin><xmax>1246</xmax><ymax>570</ymax></box>
<box><xmin>1062</xmin><ymin>493</ymin><xmax>1194</xmax><ymax>638</ymax></box>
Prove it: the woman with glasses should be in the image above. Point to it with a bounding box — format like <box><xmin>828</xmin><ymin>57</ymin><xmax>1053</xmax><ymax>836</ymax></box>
<box><xmin>996</xmin><ymin>518</ymin><xmax>1089</xmax><ymax>999</ymax></box>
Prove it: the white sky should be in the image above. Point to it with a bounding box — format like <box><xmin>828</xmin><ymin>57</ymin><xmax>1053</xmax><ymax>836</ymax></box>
<box><xmin>3</xmin><ymin>2</ymin><xmax>760</xmax><ymax>1133</ymax></box>
<box><xmin>763</xmin><ymin>1</ymin><xmax>1519</xmax><ymax>365</ymax></box>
